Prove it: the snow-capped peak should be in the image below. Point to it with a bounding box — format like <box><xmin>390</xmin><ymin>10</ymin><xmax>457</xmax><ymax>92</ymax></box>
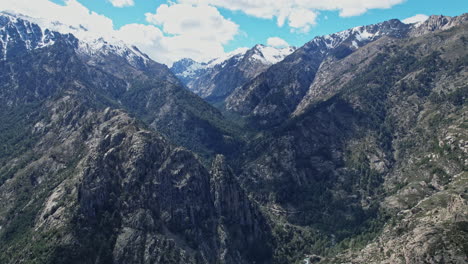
<box><xmin>171</xmin><ymin>44</ymin><xmax>295</xmax><ymax>80</ymax></box>
<box><xmin>310</xmin><ymin>19</ymin><xmax>410</xmax><ymax>50</ymax></box>
<box><xmin>0</xmin><ymin>11</ymin><xmax>150</xmax><ymax>68</ymax></box>
<box><xmin>171</xmin><ymin>47</ymin><xmax>250</xmax><ymax>79</ymax></box>
<box><xmin>205</xmin><ymin>47</ymin><xmax>250</xmax><ymax>68</ymax></box>
<box><xmin>250</xmin><ymin>44</ymin><xmax>296</xmax><ymax>65</ymax></box>
<box><xmin>0</xmin><ymin>11</ymin><xmax>66</xmax><ymax>60</ymax></box>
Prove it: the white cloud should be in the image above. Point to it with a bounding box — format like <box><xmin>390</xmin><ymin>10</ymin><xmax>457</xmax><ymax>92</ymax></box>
<box><xmin>288</xmin><ymin>8</ymin><xmax>317</xmax><ymax>33</ymax></box>
<box><xmin>267</xmin><ymin>37</ymin><xmax>289</xmax><ymax>48</ymax></box>
<box><xmin>145</xmin><ymin>4</ymin><xmax>239</xmax><ymax>45</ymax></box>
<box><xmin>0</xmin><ymin>0</ymin><xmax>115</xmax><ymax>39</ymax></box>
<box><xmin>0</xmin><ymin>0</ymin><xmax>239</xmax><ymax>65</ymax></box>
<box><xmin>0</xmin><ymin>0</ymin><xmax>409</xmax><ymax>64</ymax></box>
<box><xmin>178</xmin><ymin>0</ymin><xmax>405</xmax><ymax>32</ymax></box>
<box><xmin>402</xmin><ymin>14</ymin><xmax>429</xmax><ymax>24</ymax></box>
<box><xmin>108</xmin><ymin>0</ymin><xmax>134</xmax><ymax>8</ymax></box>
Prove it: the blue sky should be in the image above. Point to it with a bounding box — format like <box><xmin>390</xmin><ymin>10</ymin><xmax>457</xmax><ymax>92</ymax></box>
<box><xmin>223</xmin><ymin>0</ymin><xmax>467</xmax><ymax>52</ymax></box>
<box><xmin>3</xmin><ymin>0</ymin><xmax>467</xmax><ymax>65</ymax></box>
<box><xmin>63</xmin><ymin>0</ymin><xmax>467</xmax><ymax>51</ymax></box>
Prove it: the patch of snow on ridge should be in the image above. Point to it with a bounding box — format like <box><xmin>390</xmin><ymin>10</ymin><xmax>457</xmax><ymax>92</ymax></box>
<box><xmin>354</xmin><ymin>27</ymin><xmax>374</xmax><ymax>41</ymax></box>
<box><xmin>206</xmin><ymin>47</ymin><xmax>249</xmax><ymax>68</ymax></box>
<box><xmin>0</xmin><ymin>11</ymin><xmax>150</xmax><ymax>67</ymax></box>
<box><xmin>253</xmin><ymin>45</ymin><xmax>295</xmax><ymax>65</ymax></box>
<box><xmin>179</xmin><ymin>61</ymin><xmax>205</xmax><ymax>78</ymax></box>
<box><xmin>0</xmin><ymin>11</ymin><xmax>58</xmax><ymax>59</ymax></box>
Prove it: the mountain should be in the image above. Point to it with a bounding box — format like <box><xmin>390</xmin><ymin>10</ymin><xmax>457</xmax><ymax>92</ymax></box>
<box><xmin>0</xmin><ymin>11</ymin><xmax>245</xmax><ymax>161</ymax></box>
<box><xmin>294</xmin><ymin>14</ymin><xmax>468</xmax><ymax>117</ymax></box>
<box><xmin>0</xmin><ymin>11</ymin><xmax>153</xmax><ymax>74</ymax></box>
<box><xmin>0</xmin><ymin>10</ymin><xmax>467</xmax><ymax>264</ymax></box>
<box><xmin>223</xmin><ymin>15</ymin><xmax>468</xmax><ymax>128</ymax></box>
<box><xmin>233</xmin><ymin>14</ymin><xmax>468</xmax><ymax>263</ymax></box>
<box><xmin>171</xmin><ymin>44</ymin><xmax>295</xmax><ymax>103</ymax></box>
<box><xmin>223</xmin><ymin>19</ymin><xmax>414</xmax><ymax>127</ymax></box>
<box><xmin>0</xmin><ymin>12</ymin><xmax>271</xmax><ymax>264</ymax></box>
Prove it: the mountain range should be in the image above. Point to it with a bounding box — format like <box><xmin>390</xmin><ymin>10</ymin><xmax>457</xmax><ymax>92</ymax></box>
<box><xmin>0</xmin><ymin>10</ymin><xmax>467</xmax><ymax>264</ymax></box>
<box><xmin>171</xmin><ymin>45</ymin><xmax>295</xmax><ymax>103</ymax></box>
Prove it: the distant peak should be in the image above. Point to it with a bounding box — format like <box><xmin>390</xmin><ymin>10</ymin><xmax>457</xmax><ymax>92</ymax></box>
<box><xmin>409</xmin><ymin>13</ymin><xmax>468</xmax><ymax>37</ymax></box>
<box><xmin>0</xmin><ymin>12</ymin><xmax>152</xmax><ymax>69</ymax></box>
<box><xmin>253</xmin><ymin>44</ymin><xmax>266</xmax><ymax>49</ymax></box>
<box><xmin>307</xmin><ymin>17</ymin><xmax>411</xmax><ymax>50</ymax></box>
<box><xmin>247</xmin><ymin>44</ymin><xmax>295</xmax><ymax>65</ymax></box>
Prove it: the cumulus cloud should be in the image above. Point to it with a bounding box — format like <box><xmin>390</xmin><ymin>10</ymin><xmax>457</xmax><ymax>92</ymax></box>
<box><xmin>0</xmin><ymin>0</ymin><xmax>115</xmax><ymax>39</ymax></box>
<box><xmin>144</xmin><ymin>4</ymin><xmax>239</xmax><ymax>63</ymax></box>
<box><xmin>266</xmin><ymin>37</ymin><xmax>289</xmax><ymax>48</ymax></box>
<box><xmin>402</xmin><ymin>14</ymin><xmax>429</xmax><ymax>24</ymax></box>
<box><xmin>0</xmin><ymin>0</ymin><xmax>239</xmax><ymax>65</ymax></box>
<box><xmin>0</xmin><ymin>0</ymin><xmax>409</xmax><ymax>64</ymax></box>
<box><xmin>288</xmin><ymin>8</ymin><xmax>318</xmax><ymax>33</ymax></box>
<box><xmin>178</xmin><ymin>0</ymin><xmax>405</xmax><ymax>32</ymax></box>
<box><xmin>145</xmin><ymin>4</ymin><xmax>238</xmax><ymax>45</ymax></box>
<box><xmin>108</xmin><ymin>0</ymin><xmax>134</xmax><ymax>8</ymax></box>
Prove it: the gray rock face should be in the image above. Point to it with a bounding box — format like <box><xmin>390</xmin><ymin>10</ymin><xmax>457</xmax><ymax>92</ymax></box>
<box><xmin>76</xmin><ymin>110</ymin><xmax>219</xmax><ymax>264</ymax></box>
<box><xmin>409</xmin><ymin>13</ymin><xmax>468</xmax><ymax>37</ymax></box>
<box><xmin>210</xmin><ymin>155</ymin><xmax>273</xmax><ymax>263</ymax></box>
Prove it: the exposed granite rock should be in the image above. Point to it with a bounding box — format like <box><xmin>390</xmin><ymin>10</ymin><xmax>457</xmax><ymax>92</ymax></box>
<box><xmin>210</xmin><ymin>155</ymin><xmax>273</xmax><ymax>264</ymax></box>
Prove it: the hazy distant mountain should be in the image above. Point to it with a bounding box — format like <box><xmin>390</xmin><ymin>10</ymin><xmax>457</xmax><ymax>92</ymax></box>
<box><xmin>171</xmin><ymin>44</ymin><xmax>295</xmax><ymax>103</ymax></box>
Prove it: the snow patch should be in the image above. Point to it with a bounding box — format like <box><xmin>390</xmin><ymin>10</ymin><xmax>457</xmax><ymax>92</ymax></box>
<box><xmin>0</xmin><ymin>11</ymin><xmax>150</xmax><ymax>67</ymax></box>
<box><xmin>251</xmin><ymin>45</ymin><xmax>295</xmax><ymax>65</ymax></box>
<box><xmin>0</xmin><ymin>12</ymin><xmax>57</xmax><ymax>60</ymax></box>
<box><xmin>206</xmin><ymin>47</ymin><xmax>249</xmax><ymax>68</ymax></box>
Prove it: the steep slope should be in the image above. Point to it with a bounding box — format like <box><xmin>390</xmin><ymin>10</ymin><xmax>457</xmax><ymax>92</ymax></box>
<box><xmin>224</xmin><ymin>15</ymin><xmax>468</xmax><ymax>128</ymax></box>
<box><xmin>235</xmin><ymin>16</ymin><xmax>468</xmax><ymax>263</ymax></box>
<box><xmin>171</xmin><ymin>45</ymin><xmax>295</xmax><ymax>103</ymax></box>
<box><xmin>225</xmin><ymin>19</ymin><xmax>411</xmax><ymax>127</ymax></box>
<box><xmin>0</xmin><ymin>12</ymin><xmax>244</xmax><ymax>161</ymax></box>
<box><xmin>295</xmin><ymin>13</ymin><xmax>468</xmax><ymax>116</ymax></box>
<box><xmin>0</xmin><ymin>21</ymin><xmax>272</xmax><ymax>264</ymax></box>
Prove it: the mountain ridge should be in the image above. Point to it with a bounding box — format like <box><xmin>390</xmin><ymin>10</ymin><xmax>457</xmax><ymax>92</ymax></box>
<box><xmin>171</xmin><ymin>44</ymin><xmax>295</xmax><ymax>102</ymax></box>
<box><xmin>0</xmin><ymin>11</ymin><xmax>247</xmax><ymax>162</ymax></box>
